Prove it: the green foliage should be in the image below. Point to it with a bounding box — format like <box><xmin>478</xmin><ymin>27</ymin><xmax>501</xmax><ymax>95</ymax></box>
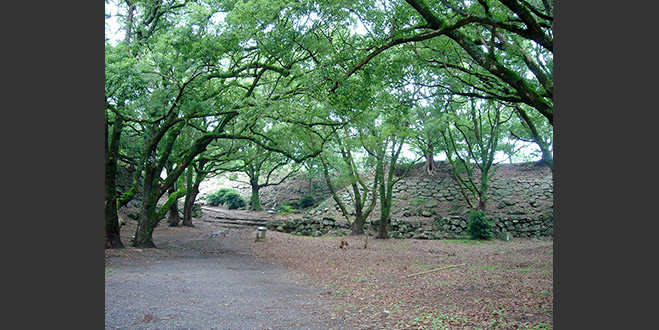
<box><xmin>278</xmin><ymin>204</ymin><xmax>294</xmax><ymax>215</ymax></box>
<box><xmin>223</xmin><ymin>191</ymin><xmax>247</xmax><ymax>209</ymax></box>
<box><xmin>205</xmin><ymin>188</ymin><xmax>245</xmax><ymax>209</ymax></box>
<box><xmin>298</xmin><ymin>194</ymin><xmax>315</xmax><ymax>209</ymax></box>
<box><xmin>205</xmin><ymin>188</ymin><xmax>232</xmax><ymax>206</ymax></box>
<box><xmin>467</xmin><ymin>210</ymin><xmax>493</xmax><ymax>240</ymax></box>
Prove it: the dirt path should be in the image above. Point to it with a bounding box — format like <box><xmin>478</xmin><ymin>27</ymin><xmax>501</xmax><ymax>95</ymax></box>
<box><xmin>105</xmin><ymin>220</ymin><xmax>352</xmax><ymax>329</ymax></box>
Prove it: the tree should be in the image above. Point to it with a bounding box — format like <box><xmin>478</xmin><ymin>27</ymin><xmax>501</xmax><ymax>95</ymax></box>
<box><xmin>107</xmin><ymin>0</ymin><xmax>338</xmax><ymax>247</ymax></box>
<box><xmin>234</xmin><ymin>142</ymin><xmax>302</xmax><ymax>211</ymax></box>
<box><xmin>105</xmin><ymin>0</ymin><xmax>165</xmax><ymax>249</ymax></box>
<box><xmin>441</xmin><ymin>97</ymin><xmax>513</xmax><ymax>212</ymax></box>
<box><xmin>359</xmin><ymin>104</ymin><xmax>413</xmax><ymax>239</ymax></box>
<box><xmin>301</xmin><ymin>157</ymin><xmax>323</xmax><ymax>197</ymax></box>
<box><xmin>369</xmin><ymin>130</ymin><xmax>408</xmax><ymax>239</ymax></box>
<box><xmin>410</xmin><ymin>97</ymin><xmax>450</xmax><ymax>175</ymax></box>
<box><xmin>328</xmin><ymin>0</ymin><xmax>553</xmax><ymax>124</ymax></box>
<box><xmin>319</xmin><ymin>128</ymin><xmax>379</xmax><ymax>235</ymax></box>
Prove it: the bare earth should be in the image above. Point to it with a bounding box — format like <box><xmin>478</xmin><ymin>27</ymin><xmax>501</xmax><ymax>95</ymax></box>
<box><xmin>107</xmin><ymin>208</ymin><xmax>552</xmax><ymax>329</ymax></box>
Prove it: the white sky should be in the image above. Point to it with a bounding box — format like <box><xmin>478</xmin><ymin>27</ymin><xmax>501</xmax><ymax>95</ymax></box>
<box><xmin>105</xmin><ymin>1</ymin><xmax>124</xmax><ymax>44</ymax></box>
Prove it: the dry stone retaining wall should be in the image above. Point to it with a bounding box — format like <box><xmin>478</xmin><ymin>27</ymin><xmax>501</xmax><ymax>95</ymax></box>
<box><xmin>201</xmin><ymin>163</ymin><xmax>552</xmax><ymax>239</ymax></box>
<box><xmin>268</xmin><ymin>163</ymin><xmax>553</xmax><ymax>239</ymax></box>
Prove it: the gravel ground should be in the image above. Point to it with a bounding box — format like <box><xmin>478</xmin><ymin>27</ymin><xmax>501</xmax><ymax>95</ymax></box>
<box><xmin>105</xmin><ymin>223</ymin><xmax>353</xmax><ymax>329</ymax></box>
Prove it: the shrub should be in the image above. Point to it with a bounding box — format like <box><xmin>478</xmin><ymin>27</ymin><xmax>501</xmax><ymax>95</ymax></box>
<box><xmin>467</xmin><ymin>209</ymin><xmax>493</xmax><ymax>240</ymax></box>
<box><xmin>279</xmin><ymin>204</ymin><xmax>294</xmax><ymax>215</ymax></box>
<box><xmin>205</xmin><ymin>188</ymin><xmax>233</xmax><ymax>206</ymax></box>
<box><xmin>299</xmin><ymin>195</ymin><xmax>315</xmax><ymax>209</ymax></box>
<box><xmin>223</xmin><ymin>191</ymin><xmax>246</xmax><ymax>210</ymax></box>
<box><xmin>205</xmin><ymin>188</ymin><xmax>245</xmax><ymax>209</ymax></box>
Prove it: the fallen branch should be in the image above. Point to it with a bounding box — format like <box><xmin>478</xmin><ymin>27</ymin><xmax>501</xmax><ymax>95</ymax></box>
<box><xmin>406</xmin><ymin>263</ymin><xmax>466</xmax><ymax>278</ymax></box>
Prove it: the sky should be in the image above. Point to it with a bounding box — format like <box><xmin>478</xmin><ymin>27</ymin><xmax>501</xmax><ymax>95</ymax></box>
<box><xmin>105</xmin><ymin>2</ymin><xmax>123</xmax><ymax>44</ymax></box>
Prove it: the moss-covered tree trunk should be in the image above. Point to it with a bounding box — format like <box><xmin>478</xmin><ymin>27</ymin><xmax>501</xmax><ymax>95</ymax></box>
<box><xmin>134</xmin><ymin>173</ymin><xmax>187</xmax><ymax>247</ymax></box>
<box><xmin>133</xmin><ymin>112</ymin><xmax>239</xmax><ymax>248</ymax></box>
<box><xmin>166</xmin><ymin>185</ymin><xmax>180</xmax><ymax>227</ymax></box>
<box><xmin>182</xmin><ymin>193</ymin><xmax>198</xmax><ymax>227</ymax></box>
<box><xmin>182</xmin><ymin>181</ymin><xmax>196</xmax><ymax>227</ymax></box>
<box><xmin>249</xmin><ymin>184</ymin><xmax>263</xmax><ymax>211</ymax></box>
<box><xmin>133</xmin><ymin>157</ymin><xmax>160</xmax><ymax>248</ymax></box>
<box><xmin>105</xmin><ymin>114</ymin><xmax>124</xmax><ymax>249</ymax></box>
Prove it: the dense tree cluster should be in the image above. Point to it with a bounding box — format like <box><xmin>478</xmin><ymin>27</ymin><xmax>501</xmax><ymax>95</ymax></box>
<box><xmin>106</xmin><ymin>0</ymin><xmax>552</xmax><ymax>248</ymax></box>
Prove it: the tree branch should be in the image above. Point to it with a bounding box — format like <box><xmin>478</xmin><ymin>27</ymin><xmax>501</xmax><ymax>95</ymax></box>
<box><xmin>328</xmin><ymin>17</ymin><xmax>477</xmax><ymax>93</ymax></box>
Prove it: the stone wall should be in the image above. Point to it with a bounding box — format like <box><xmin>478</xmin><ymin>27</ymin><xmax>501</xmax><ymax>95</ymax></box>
<box><xmin>267</xmin><ymin>216</ymin><xmax>352</xmax><ymax>237</ymax></box>
<box><xmin>385</xmin><ymin>162</ymin><xmax>554</xmax><ymax>238</ymax></box>
<box><xmin>268</xmin><ymin>162</ymin><xmax>553</xmax><ymax>239</ymax></box>
<box><xmin>204</xmin><ymin>173</ymin><xmax>333</xmax><ymax>210</ymax></box>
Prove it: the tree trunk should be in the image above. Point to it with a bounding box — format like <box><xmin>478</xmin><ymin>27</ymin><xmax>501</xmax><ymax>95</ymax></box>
<box><xmin>133</xmin><ymin>156</ymin><xmax>160</xmax><ymax>248</ymax></box>
<box><xmin>377</xmin><ymin>201</ymin><xmax>391</xmax><ymax>239</ymax></box>
<box><xmin>351</xmin><ymin>217</ymin><xmax>365</xmax><ymax>235</ymax></box>
<box><xmin>134</xmin><ymin>216</ymin><xmax>157</xmax><ymax>247</ymax></box>
<box><xmin>182</xmin><ymin>194</ymin><xmax>198</xmax><ymax>227</ymax></box>
<box><xmin>105</xmin><ymin>114</ymin><xmax>124</xmax><ymax>249</ymax></box>
<box><xmin>134</xmin><ymin>198</ymin><xmax>158</xmax><ymax>248</ymax></box>
<box><xmin>374</xmin><ymin>137</ymin><xmax>404</xmax><ymax>239</ymax></box>
<box><xmin>375</xmin><ymin>159</ymin><xmax>390</xmax><ymax>239</ymax></box>
<box><xmin>319</xmin><ymin>154</ymin><xmax>352</xmax><ymax>223</ymax></box>
<box><xmin>182</xmin><ymin>167</ymin><xmax>195</xmax><ymax>227</ymax></box>
<box><xmin>351</xmin><ymin>200</ymin><xmax>365</xmax><ymax>235</ymax></box>
<box><xmin>477</xmin><ymin>198</ymin><xmax>486</xmax><ymax>212</ymax></box>
<box><xmin>183</xmin><ymin>160</ymin><xmax>207</xmax><ymax>226</ymax></box>
<box><xmin>182</xmin><ymin>195</ymin><xmax>195</xmax><ymax>227</ymax></box>
<box><xmin>166</xmin><ymin>185</ymin><xmax>180</xmax><ymax>227</ymax></box>
<box><xmin>249</xmin><ymin>183</ymin><xmax>262</xmax><ymax>211</ymax></box>
<box><xmin>422</xmin><ymin>144</ymin><xmax>435</xmax><ymax>174</ymax></box>
<box><xmin>513</xmin><ymin>106</ymin><xmax>553</xmax><ymax>172</ymax></box>
<box><xmin>377</xmin><ymin>178</ymin><xmax>392</xmax><ymax>239</ymax></box>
